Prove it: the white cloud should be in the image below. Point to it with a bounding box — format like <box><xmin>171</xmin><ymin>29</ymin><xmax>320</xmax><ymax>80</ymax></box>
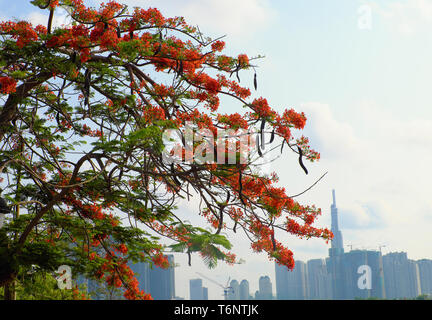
<box><xmin>296</xmin><ymin>99</ymin><xmax>432</xmax><ymax>260</ymax></box>
<box><xmin>179</xmin><ymin>0</ymin><xmax>276</xmax><ymax>38</ymax></box>
<box><xmin>370</xmin><ymin>0</ymin><xmax>432</xmax><ymax>35</ymax></box>
<box><xmin>24</xmin><ymin>9</ymin><xmax>71</xmax><ymax>29</ymax></box>
<box><xmin>92</xmin><ymin>0</ymin><xmax>277</xmax><ymax>40</ymax></box>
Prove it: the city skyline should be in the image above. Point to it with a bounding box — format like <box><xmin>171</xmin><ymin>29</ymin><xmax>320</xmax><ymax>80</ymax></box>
<box><xmin>181</xmin><ymin>189</ymin><xmax>431</xmax><ymax>300</ymax></box>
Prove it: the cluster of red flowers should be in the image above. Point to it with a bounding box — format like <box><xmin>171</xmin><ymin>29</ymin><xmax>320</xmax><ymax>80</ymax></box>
<box><xmin>0</xmin><ymin>20</ymin><xmax>38</xmax><ymax>48</ymax></box>
<box><xmin>249</xmin><ymin>97</ymin><xmax>277</xmax><ymax>119</ymax></box>
<box><xmin>0</xmin><ymin>76</ymin><xmax>17</xmax><ymax>94</ymax></box>
<box><xmin>217</xmin><ymin>113</ymin><xmax>249</xmax><ymax>130</ymax></box>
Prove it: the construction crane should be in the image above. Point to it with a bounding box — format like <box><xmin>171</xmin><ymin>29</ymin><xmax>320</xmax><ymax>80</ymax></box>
<box><xmin>196</xmin><ymin>272</ymin><xmax>233</xmax><ymax>300</ymax></box>
<box><xmin>378</xmin><ymin>244</ymin><xmax>386</xmax><ymax>254</ymax></box>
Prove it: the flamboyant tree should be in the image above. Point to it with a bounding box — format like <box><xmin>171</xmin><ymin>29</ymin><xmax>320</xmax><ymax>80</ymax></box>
<box><xmin>0</xmin><ymin>0</ymin><xmax>332</xmax><ymax>300</ymax></box>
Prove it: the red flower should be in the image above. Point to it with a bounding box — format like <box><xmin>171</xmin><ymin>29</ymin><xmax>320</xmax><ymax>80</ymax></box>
<box><xmin>0</xmin><ymin>77</ymin><xmax>17</xmax><ymax>94</ymax></box>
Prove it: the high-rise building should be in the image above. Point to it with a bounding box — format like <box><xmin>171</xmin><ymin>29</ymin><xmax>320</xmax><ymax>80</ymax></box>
<box><xmin>329</xmin><ymin>189</ymin><xmax>344</xmax><ymax>257</ymax></box>
<box><xmin>148</xmin><ymin>254</ymin><xmax>176</xmax><ymax>300</ymax></box>
<box><xmin>338</xmin><ymin>249</ymin><xmax>385</xmax><ymax>299</ymax></box>
<box><xmin>275</xmin><ymin>263</ymin><xmax>288</xmax><ymax>300</ymax></box>
<box><xmin>325</xmin><ymin>190</ymin><xmax>386</xmax><ymax>299</ymax></box>
<box><xmin>383</xmin><ymin>252</ymin><xmax>421</xmax><ymax>299</ymax></box>
<box><xmin>239</xmin><ymin>280</ymin><xmax>250</xmax><ymax>300</ymax></box>
<box><xmin>227</xmin><ymin>279</ymin><xmax>239</xmax><ymax>300</ymax></box>
<box><xmin>130</xmin><ymin>260</ymin><xmax>150</xmax><ymax>293</ymax></box>
<box><xmin>257</xmin><ymin>276</ymin><xmax>273</xmax><ymax>299</ymax></box>
<box><xmin>190</xmin><ymin>278</ymin><xmax>204</xmax><ymax>300</ymax></box>
<box><xmin>326</xmin><ymin>189</ymin><xmax>345</xmax><ymax>299</ymax></box>
<box><xmin>417</xmin><ymin>259</ymin><xmax>432</xmax><ymax>295</ymax></box>
<box><xmin>275</xmin><ymin>261</ymin><xmax>307</xmax><ymax>299</ymax></box>
<box><xmin>307</xmin><ymin>258</ymin><xmax>332</xmax><ymax>299</ymax></box>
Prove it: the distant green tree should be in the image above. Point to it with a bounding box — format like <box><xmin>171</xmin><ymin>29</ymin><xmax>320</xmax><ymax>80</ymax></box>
<box><xmin>0</xmin><ymin>268</ymin><xmax>88</xmax><ymax>299</ymax></box>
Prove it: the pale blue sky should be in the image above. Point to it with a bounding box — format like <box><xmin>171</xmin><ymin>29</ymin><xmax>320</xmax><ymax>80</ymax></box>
<box><xmin>2</xmin><ymin>0</ymin><xmax>432</xmax><ymax>300</ymax></box>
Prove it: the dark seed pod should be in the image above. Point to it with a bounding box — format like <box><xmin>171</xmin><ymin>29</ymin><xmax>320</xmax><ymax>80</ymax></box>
<box><xmin>116</xmin><ymin>27</ymin><xmax>121</xmax><ymax>38</ymax></box>
<box><xmin>216</xmin><ymin>209</ymin><xmax>223</xmax><ymax>235</ymax></box>
<box><xmin>129</xmin><ymin>30</ymin><xmax>134</xmax><ymax>39</ymax></box>
<box><xmin>256</xmin><ymin>135</ymin><xmax>263</xmax><ymax>157</ymax></box>
<box><xmin>260</xmin><ymin>119</ymin><xmax>266</xmax><ymax>150</ymax></box>
<box><xmin>238</xmin><ymin>171</ymin><xmax>246</xmax><ymax>206</ymax></box>
<box><xmin>280</xmin><ymin>139</ymin><xmax>286</xmax><ymax>154</ymax></box>
<box><xmin>254</xmin><ymin>72</ymin><xmax>257</xmax><ymax>90</ymax></box>
<box><xmin>71</xmin><ymin>51</ymin><xmax>77</xmax><ymax>64</ymax></box>
<box><xmin>178</xmin><ymin>60</ymin><xmax>183</xmax><ymax>75</ymax></box>
<box><xmin>297</xmin><ymin>146</ymin><xmax>308</xmax><ymax>175</ymax></box>
<box><xmin>271</xmin><ymin>231</ymin><xmax>277</xmax><ymax>251</ymax></box>
<box><xmin>269</xmin><ymin>128</ymin><xmax>275</xmax><ymax>144</ymax></box>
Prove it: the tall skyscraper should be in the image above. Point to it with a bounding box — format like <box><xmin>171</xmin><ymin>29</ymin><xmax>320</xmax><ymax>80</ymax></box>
<box><xmin>257</xmin><ymin>276</ymin><xmax>273</xmax><ymax>300</ymax></box>
<box><xmin>148</xmin><ymin>254</ymin><xmax>176</xmax><ymax>300</ymax></box>
<box><xmin>227</xmin><ymin>279</ymin><xmax>240</xmax><ymax>300</ymax></box>
<box><xmin>239</xmin><ymin>280</ymin><xmax>250</xmax><ymax>300</ymax></box>
<box><xmin>275</xmin><ymin>263</ymin><xmax>289</xmax><ymax>300</ymax></box>
<box><xmin>190</xmin><ymin>278</ymin><xmax>204</xmax><ymax>300</ymax></box>
<box><xmin>329</xmin><ymin>189</ymin><xmax>344</xmax><ymax>256</ymax></box>
<box><xmin>417</xmin><ymin>259</ymin><xmax>432</xmax><ymax>295</ymax></box>
<box><xmin>326</xmin><ymin>189</ymin><xmax>345</xmax><ymax>299</ymax></box>
<box><xmin>130</xmin><ymin>260</ymin><xmax>150</xmax><ymax>293</ymax></box>
<box><xmin>339</xmin><ymin>250</ymin><xmax>385</xmax><ymax>299</ymax></box>
<box><xmin>307</xmin><ymin>259</ymin><xmax>332</xmax><ymax>300</ymax></box>
<box><xmin>275</xmin><ymin>261</ymin><xmax>308</xmax><ymax>299</ymax></box>
<box><xmin>383</xmin><ymin>252</ymin><xmax>421</xmax><ymax>299</ymax></box>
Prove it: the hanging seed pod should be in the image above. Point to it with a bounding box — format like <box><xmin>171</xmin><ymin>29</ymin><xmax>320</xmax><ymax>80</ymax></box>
<box><xmin>254</xmin><ymin>72</ymin><xmax>257</xmax><ymax>90</ymax></box>
<box><xmin>71</xmin><ymin>51</ymin><xmax>77</xmax><ymax>64</ymax></box>
<box><xmin>116</xmin><ymin>26</ymin><xmax>121</xmax><ymax>38</ymax></box>
<box><xmin>216</xmin><ymin>208</ymin><xmax>223</xmax><ymax>235</ymax></box>
<box><xmin>178</xmin><ymin>60</ymin><xmax>183</xmax><ymax>75</ymax></box>
<box><xmin>256</xmin><ymin>135</ymin><xmax>263</xmax><ymax>157</ymax></box>
<box><xmin>260</xmin><ymin>119</ymin><xmax>266</xmax><ymax>150</ymax></box>
<box><xmin>271</xmin><ymin>229</ymin><xmax>277</xmax><ymax>251</ymax></box>
<box><xmin>280</xmin><ymin>139</ymin><xmax>286</xmax><ymax>154</ymax></box>
<box><xmin>297</xmin><ymin>146</ymin><xmax>308</xmax><ymax>175</ymax></box>
<box><xmin>238</xmin><ymin>171</ymin><xmax>246</xmax><ymax>206</ymax></box>
<box><xmin>269</xmin><ymin>128</ymin><xmax>275</xmax><ymax>144</ymax></box>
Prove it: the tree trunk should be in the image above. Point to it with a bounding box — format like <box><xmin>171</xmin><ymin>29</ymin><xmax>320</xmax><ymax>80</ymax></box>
<box><xmin>4</xmin><ymin>282</ymin><xmax>15</xmax><ymax>300</ymax></box>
